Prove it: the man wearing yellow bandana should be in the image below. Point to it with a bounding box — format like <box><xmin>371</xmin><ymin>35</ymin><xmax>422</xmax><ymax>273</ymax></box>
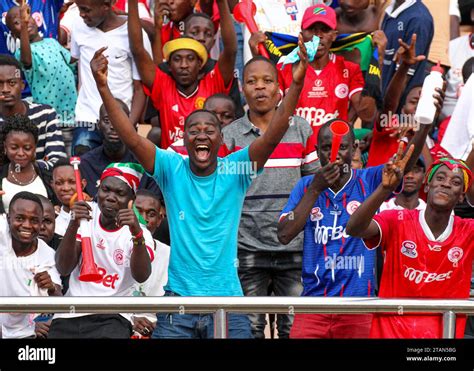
<box><xmin>126</xmin><ymin>0</ymin><xmax>237</xmax><ymax>149</ymax></box>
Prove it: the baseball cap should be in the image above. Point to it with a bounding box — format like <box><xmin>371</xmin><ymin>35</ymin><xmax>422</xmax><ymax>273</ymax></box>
<box><xmin>301</xmin><ymin>5</ymin><xmax>337</xmax><ymax>31</ymax></box>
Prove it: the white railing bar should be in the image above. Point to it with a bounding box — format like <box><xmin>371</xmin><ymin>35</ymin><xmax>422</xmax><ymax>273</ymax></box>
<box><xmin>1</xmin><ymin>296</ymin><xmax>474</xmax><ymax>314</ymax></box>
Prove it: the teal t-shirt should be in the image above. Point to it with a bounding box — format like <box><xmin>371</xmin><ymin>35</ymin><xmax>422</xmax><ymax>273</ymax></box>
<box><xmin>15</xmin><ymin>38</ymin><xmax>77</xmax><ymax>125</ymax></box>
<box><xmin>150</xmin><ymin>146</ymin><xmax>258</xmax><ymax>296</ymax></box>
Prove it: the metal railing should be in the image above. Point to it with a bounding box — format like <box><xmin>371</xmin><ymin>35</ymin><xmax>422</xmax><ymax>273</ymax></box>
<box><xmin>1</xmin><ymin>296</ymin><xmax>474</xmax><ymax>339</ymax></box>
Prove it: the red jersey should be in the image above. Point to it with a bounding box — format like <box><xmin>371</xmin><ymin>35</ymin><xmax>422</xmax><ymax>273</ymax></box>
<box><xmin>277</xmin><ymin>54</ymin><xmax>364</xmax><ymax>140</ymax></box>
<box><xmin>366</xmin><ymin>127</ymin><xmax>400</xmax><ymax>167</ymax></box>
<box><xmin>161</xmin><ymin>22</ymin><xmax>183</xmax><ymax>45</ymax></box>
<box><xmin>144</xmin><ymin>65</ymin><xmax>230</xmax><ymax>148</ymax></box>
<box><xmin>365</xmin><ymin>209</ymin><xmax>474</xmax><ymax>338</ymax></box>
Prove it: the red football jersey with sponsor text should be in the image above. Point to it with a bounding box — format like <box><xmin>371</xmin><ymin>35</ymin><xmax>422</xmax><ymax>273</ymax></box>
<box><xmin>144</xmin><ymin>65</ymin><xmax>230</xmax><ymax>148</ymax></box>
<box><xmin>365</xmin><ymin>209</ymin><xmax>474</xmax><ymax>338</ymax></box>
<box><xmin>278</xmin><ymin>54</ymin><xmax>364</xmax><ymax>140</ymax></box>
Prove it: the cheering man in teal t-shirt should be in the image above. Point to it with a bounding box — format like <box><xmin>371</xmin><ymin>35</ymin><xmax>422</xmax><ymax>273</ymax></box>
<box><xmin>89</xmin><ymin>34</ymin><xmax>308</xmax><ymax>338</ymax></box>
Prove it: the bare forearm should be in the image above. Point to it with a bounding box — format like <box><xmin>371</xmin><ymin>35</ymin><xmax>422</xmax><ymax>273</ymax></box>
<box><xmin>404</xmin><ymin>124</ymin><xmax>431</xmax><ymax>173</ymax></box>
<box><xmin>152</xmin><ymin>23</ymin><xmax>164</xmax><ymax>64</ymax></box>
<box><xmin>383</xmin><ymin>62</ymin><xmax>410</xmax><ymax>115</ymax></box>
<box><xmin>267</xmin><ymin>81</ymin><xmax>303</xmax><ymax>146</ymax></box>
<box><xmin>20</xmin><ymin>21</ymin><xmax>32</xmax><ymax>67</ymax></box>
<box><xmin>216</xmin><ymin>0</ymin><xmax>237</xmax><ymax>85</ymax></box>
<box><xmin>56</xmin><ymin>223</ymin><xmax>81</xmax><ymax>276</ymax></box>
<box><xmin>346</xmin><ymin>184</ymin><xmax>391</xmax><ymax>237</ymax></box>
<box><xmin>130</xmin><ymin>239</ymin><xmax>151</xmax><ymax>283</ymax></box>
<box><xmin>97</xmin><ymin>84</ymin><xmax>155</xmax><ymax>172</ymax></box>
<box><xmin>128</xmin><ymin>0</ymin><xmax>146</xmax><ymax>57</ymax></box>
<box><xmin>130</xmin><ymin>81</ymin><xmax>146</xmax><ymax>125</ymax></box>
<box><xmin>278</xmin><ymin>188</ymin><xmax>320</xmax><ymax>245</ymax></box>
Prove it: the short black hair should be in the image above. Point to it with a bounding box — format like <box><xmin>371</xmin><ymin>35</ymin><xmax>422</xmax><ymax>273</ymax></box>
<box><xmin>184</xmin><ymin>109</ymin><xmax>221</xmax><ymax>130</ymax></box>
<box><xmin>37</xmin><ymin>194</ymin><xmax>54</xmax><ymax>209</ymax></box>
<box><xmin>462</xmin><ymin>57</ymin><xmax>474</xmax><ymax>83</ymax></box>
<box><xmin>0</xmin><ymin>54</ymin><xmax>21</xmax><ymax>70</ymax></box>
<box><xmin>9</xmin><ymin>191</ymin><xmax>44</xmax><ymax>214</ymax></box>
<box><xmin>317</xmin><ymin>119</ymin><xmax>355</xmax><ymax>146</ymax></box>
<box><xmin>204</xmin><ymin>93</ymin><xmax>236</xmax><ymax>110</ymax></box>
<box><xmin>2</xmin><ymin>114</ymin><xmax>39</xmax><ymax>142</ymax></box>
<box><xmin>99</xmin><ymin>98</ymin><xmax>130</xmax><ymax>117</ymax></box>
<box><xmin>243</xmin><ymin>56</ymin><xmax>277</xmax><ymax>81</ymax></box>
<box><xmin>52</xmin><ymin>158</ymin><xmax>73</xmax><ymax>173</ymax></box>
<box><xmin>184</xmin><ymin>12</ymin><xmax>215</xmax><ymax>32</ymax></box>
<box><xmin>136</xmin><ymin>189</ymin><xmax>162</xmax><ymax>205</ymax></box>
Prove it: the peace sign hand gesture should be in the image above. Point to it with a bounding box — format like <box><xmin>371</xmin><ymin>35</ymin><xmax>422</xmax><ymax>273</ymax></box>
<box><xmin>382</xmin><ymin>142</ymin><xmax>415</xmax><ymax>190</ymax></box>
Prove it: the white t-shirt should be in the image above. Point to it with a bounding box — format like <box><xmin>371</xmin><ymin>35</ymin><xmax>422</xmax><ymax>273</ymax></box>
<box><xmin>242</xmin><ymin>0</ymin><xmax>324</xmax><ymax>63</ymax></box>
<box><xmin>55</xmin><ymin>206</ymin><xmax>71</xmax><ymax>237</ymax></box>
<box><xmin>55</xmin><ymin>202</ymin><xmax>154</xmax><ymax>320</ymax></box>
<box><xmin>132</xmin><ymin>239</ymin><xmax>170</xmax><ymax>323</ymax></box>
<box><xmin>0</xmin><ymin>215</ymin><xmax>61</xmax><ymax>339</ymax></box>
<box><xmin>379</xmin><ymin>197</ymin><xmax>427</xmax><ymax>212</ymax></box>
<box><xmin>443</xmin><ymin>35</ymin><xmax>474</xmax><ymax>117</ymax></box>
<box><xmin>2</xmin><ymin>177</ymin><xmax>48</xmax><ymax>213</ymax></box>
<box><xmin>71</xmin><ymin>18</ymin><xmax>152</xmax><ymax>123</ymax></box>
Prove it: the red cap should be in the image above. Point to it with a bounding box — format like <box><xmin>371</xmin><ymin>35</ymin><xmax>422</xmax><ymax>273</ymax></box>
<box><xmin>301</xmin><ymin>5</ymin><xmax>337</xmax><ymax>31</ymax></box>
<box><xmin>431</xmin><ymin>61</ymin><xmax>444</xmax><ymax>74</ymax></box>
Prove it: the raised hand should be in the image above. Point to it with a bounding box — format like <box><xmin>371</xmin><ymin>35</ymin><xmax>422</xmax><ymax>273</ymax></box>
<box><xmin>382</xmin><ymin>142</ymin><xmax>415</xmax><ymax>190</ymax></box>
<box><xmin>309</xmin><ymin>163</ymin><xmax>341</xmax><ymax>193</ymax></box>
<box><xmin>90</xmin><ymin>47</ymin><xmax>109</xmax><ymax>88</ymax></box>
<box><xmin>394</xmin><ymin>34</ymin><xmax>426</xmax><ymax>66</ymax></box>
<box><xmin>19</xmin><ymin>1</ymin><xmax>30</xmax><ymax>24</ymax></box>
<box><xmin>292</xmin><ymin>33</ymin><xmax>308</xmax><ymax>86</ymax></box>
<box><xmin>248</xmin><ymin>31</ymin><xmax>267</xmax><ymax>57</ymax></box>
<box><xmin>70</xmin><ymin>201</ymin><xmax>92</xmax><ymax>227</ymax></box>
<box><xmin>116</xmin><ymin>209</ymin><xmax>141</xmax><ymax>237</ymax></box>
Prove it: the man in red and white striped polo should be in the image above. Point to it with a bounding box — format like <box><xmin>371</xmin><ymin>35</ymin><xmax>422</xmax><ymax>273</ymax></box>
<box><xmin>222</xmin><ymin>56</ymin><xmax>318</xmax><ymax>339</ymax></box>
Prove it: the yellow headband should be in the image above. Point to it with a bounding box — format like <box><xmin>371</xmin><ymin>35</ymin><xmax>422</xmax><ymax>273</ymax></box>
<box><xmin>163</xmin><ymin>38</ymin><xmax>208</xmax><ymax>66</ymax></box>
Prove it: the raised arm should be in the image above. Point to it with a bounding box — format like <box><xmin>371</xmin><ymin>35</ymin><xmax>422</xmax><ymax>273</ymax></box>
<box><xmin>128</xmin><ymin>0</ymin><xmax>156</xmax><ymax>89</ymax></box>
<box><xmin>382</xmin><ymin>34</ymin><xmax>425</xmax><ymax>120</ymax></box>
<box><xmin>347</xmin><ymin>142</ymin><xmax>414</xmax><ymax>239</ymax></box>
<box><xmin>249</xmin><ymin>34</ymin><xmax>307</xmax><ymax>170</ymax></box>
<box><xmin>216</xmin><ymin>0</ymin><xmax>237</xmax><ymax>86</ymax></box>
<box><xmin>91</xmin><ymin>47</ymin><xmax>156</xmax><ymax>173</ymax></box>
<box><xmin>404</xmin><ymin>85</ymin><xmax>445</xmax><ymax>173</ymax></box>
<box><xmin>19</xmin><ymin>2</ymin><xmax>33</xmax><ymax>68</ymax></box>
<box><xmin>151</xmin><ymin>0</ymin><xmax>168</xmax><ymax>64</ymax></box>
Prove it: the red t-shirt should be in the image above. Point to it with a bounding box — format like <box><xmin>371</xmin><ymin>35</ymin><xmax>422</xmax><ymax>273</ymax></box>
<box><xmin>277</xmin><ymin>54</ymin><xmax>364</xmax><ymax>140</ymax></box>
<box><xmin>161</xmin><ymin>22</ymin><xmax>184</xmax><ymax>45</ymax></box>
<box><xmin>366</xmin><ymin>127</ymin><xmax>400</xmax><ymax>167</ymax></box>
<box><xmin>365</xmin><ymin>209</ymin><xmax>474</xmax><ymax>338</ymax></box>
<box><xmin>144</xmin><ymin>65</ymin><xmax>230</xmax><ymax>148</ymax></box>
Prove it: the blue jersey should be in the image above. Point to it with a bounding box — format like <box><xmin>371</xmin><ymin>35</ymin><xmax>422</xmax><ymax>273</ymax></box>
<box><xmin>281</xmin><ymin>166</ymin><xmax>384</xmax><ymax>297</ymax></box>
<box><xmin>0</xmin><ymin>0</ymin><xmax>64</xmax><ymax>55</ymax></box>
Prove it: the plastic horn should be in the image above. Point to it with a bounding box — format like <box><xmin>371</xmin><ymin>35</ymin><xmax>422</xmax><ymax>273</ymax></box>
<box><xmin>329</xmin><ymin>120</ymin><xmax>350</xmax><ymax>163</ymax></box>
<box><xmin>70</xmin><ymin>157</ymin><xmax>102</xmax><ymax>282</ymax></box>
<box><xmin>233</xmin><ymin>0</ymin><xmax>270</xmax><ymax>58</ymax></box>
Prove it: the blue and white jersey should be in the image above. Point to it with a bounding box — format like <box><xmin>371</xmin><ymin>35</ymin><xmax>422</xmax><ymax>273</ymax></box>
<box><xmin>281</xmin><ymin>166</ymin><xmax>384</xmax><ymax>297</ymax></box>
<box><xmin>0</xmin><ymin>0</ymin><xmax>63</xmax><ymax>55</ymax></box>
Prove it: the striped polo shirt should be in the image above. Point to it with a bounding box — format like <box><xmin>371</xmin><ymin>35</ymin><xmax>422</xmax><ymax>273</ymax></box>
<box><xmin>222</xmin><ymin>113</ymin><xmax>318</xmax><ymax>253</ymax></box>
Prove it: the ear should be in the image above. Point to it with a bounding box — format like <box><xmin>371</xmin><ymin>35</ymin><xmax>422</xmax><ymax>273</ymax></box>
<box><xmin>330</xmin><ymin>30</ymin><xmax>338</xmax><ymax>43</ymax></box>
<box><xmin>81</xmin><ymin>178</ymin><xmax>87</xmax><ymax>190</ymax></box>
<box><xmin>458</xmin><ymin>192</ymin><xmax>465</xmax><ymax>204</ymax></box>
